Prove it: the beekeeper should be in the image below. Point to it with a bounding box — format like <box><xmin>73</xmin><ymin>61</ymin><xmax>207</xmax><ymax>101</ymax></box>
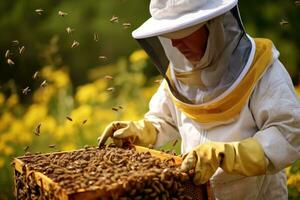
<box><xmin>98</xmin><ymin>0</ymin><xmax>300</xmax><ymax>199</ymax></box>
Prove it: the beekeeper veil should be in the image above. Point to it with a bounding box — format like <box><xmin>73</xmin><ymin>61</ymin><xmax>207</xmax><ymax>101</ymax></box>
<box><xmin>132</xmin><ymin>0</ymin><xmax>254</xmax><ymax>104</ymax></box>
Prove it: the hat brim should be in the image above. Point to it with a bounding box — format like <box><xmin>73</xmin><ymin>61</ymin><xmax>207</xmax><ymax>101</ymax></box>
<box><xmin>132</xmin><ymin>0</ymin><xmax>238</xmax><ymax>39</ymax></box>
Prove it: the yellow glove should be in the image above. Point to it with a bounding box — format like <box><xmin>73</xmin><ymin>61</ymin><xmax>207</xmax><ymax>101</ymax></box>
<box><xmin>98</xmin><ymin>119</ymin><xmax>157</xmax><ymax>147</ymax></box>
<box><xmin>181</xmin><ymin>138</ymin><xmax>267</xmax><ymax>185</ymax></box>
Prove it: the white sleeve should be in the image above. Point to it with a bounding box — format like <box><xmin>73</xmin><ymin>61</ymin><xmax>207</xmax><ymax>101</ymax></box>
<box><xmin>250</xmin><ymin>60</ymin><xmax>300</xmax><ymax>173</ymax></box>
<box><xmin>144</xmin><ymin>82</ymin><xmax>181</xmax><ymax>147</ymax></box>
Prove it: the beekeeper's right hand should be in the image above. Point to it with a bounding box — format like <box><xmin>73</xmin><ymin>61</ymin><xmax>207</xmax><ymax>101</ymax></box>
<box><xmin>98</xmin><ymin>120</ymin><xmax>157</xmax><ymax>147</ymax></box>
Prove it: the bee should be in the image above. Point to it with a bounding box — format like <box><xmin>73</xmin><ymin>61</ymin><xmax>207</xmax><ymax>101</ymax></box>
<box><xmin>295</xmin><ymin>0</ymin><xmax>300</xmax><ymax>6</ymax></box>
<box><xmin>66</xmin><ymin>116</ymin><xmax>73</xmax><ymax>121</ymax></box>
<box><xmin>19</xmin><ymin>46</ymin><xmax>25</xmax><ymax>55</ymax></box>
<box><xmin>5</xmin><ymin>50</ymin><xmax>11</xmax><ymax>58</ymax></box>
<box><xmin>112</xmin><ymin>107</ymin><xmax>119</xmax><ymax>112</ymax></box>
<box><xmin>98</xmin><ymin>55</ymin><xmax>107</xmax><ymax>60</ymax></box>
<box><xmin>58</xmin><ymin>11</ymin><xmax>68</xmax><ymax>17</ymax></box>
<box><xmin>106</xmin><ymin>87</ymin><xmax>115</xmax><ymax>92</ymax></box>
<box><xmin>32</xmin><ymin>71</ymin><xmax>39</xmax><ymax>80</ymax></box>
<box><xmin>48</xmin><ymin>144</ymin><xmax>56</xmax><ymax>148</ymax></box>
<box><xmin>82</xmin><ymin>119</ymin><xmax>88</xmax><ymax>124</ymax></box>
<box><xmin>71</xmin><ymin>40</ymin><xmax>80</xmax><ymax>48</ymax></box>
<box><xmin>12</xmin><ymin>40</ymin><xmax>19</xmax><ymax>46</ymax></box>
<box><xmin>24</xmin><ymin>146</ymin><xmax>30</xmax><ymax>152</ymax></box>
<box><xmin>40</xmin><ymin>80</ymin><xmax>47</xmax><ymax>88</ymax></box>
<box><xmin>104</xmin><ymin>75</ymin><xmax>114</xmax><ymax>80</ymax></box>
<box><xmin>279</xmin><ymin>19</ymin><xmax>288</xmax><ymax>26</ymax></box>
<box><xmin>118</xmin><ymin>105</ymin><xmax>123</xmax><ymax>110</ymax></box>
<box><xmin>122</xmin><ymin>22</ymin><xmax>131</xmax><ymax>29</ymax></box>
<box><xmin>22</xmin><ymin>87</ymin><xmax>31</xmax><ymax>95</ymax></box>
<box><xmin>7</xmin><ymin>58</ymin><xmax>15</xmax><ymax>66</ymax></box>
<box><xmin>66</xmin><ymin>27</ymin><xmax>75</xmax><ymax>34</ymax></box>
<box><xmin>110</xmin><ymin>15</ymin><xmax>119</xmax><ymax>23</ymax></box>
<box><xmin>35</xmin><ymin>8</ymin><xmax>44</xmax><ymax>15</ymax></box>
<box><xmin>34</xmin><ymin>123</ymin><xmax>41</xmax><ymax>136</ymax></box>
<box><xmin>94</xmin><ymin>32</ymin><xmax>99</xmax><ymax>42</ymax></box>
<box><xmin>172</xmin><ymin>139</ymin><xmax>178</xmax><ymax>147</ymax></box>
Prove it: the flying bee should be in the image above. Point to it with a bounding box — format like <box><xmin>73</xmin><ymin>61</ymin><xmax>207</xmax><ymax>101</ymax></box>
<box><xmin>279</xmin><ymin>19</ymin><xmax>288</xmax><ymax>26</ymax></box>
<box><xmin>106</xmin><ymin>87</ymin><xmax>115</xmax><ymax>92</ymax></box>
<box><xmin>5</xmin><ymin>50</ymin><xmax>11</xmax><ymax>58</ymax></box>
<box><xmin>82</xmin><ymin>119</ymin><xmax>88</xmax><ymax>125</ymax></box>
<box><xmin>94</xmin><ymin>32</ymin><xmax>99</xmax><ymax>42</ymax></box>
<box><xmin>98</xmin><ymin>55</ymin><xmax>107</xmax><ymax>60</ymax></box>
<box><xmin>40</xmin><ymin>80</ymin><xmax>47</xmax><ymax>88</ymax></box>
<box><xmin>112</xmin><ymin>107</ymin><xmax>119</xmax><ymax>112</ymax></box>
<box><xmin>66</xmin><ymin>116</ymin><xmax>73</xmax><ymax>121</ymax></box>
<box><xmin>172</xmin><ymin>139</ymin><xmax>178</xmax><ymax>147</ymax></box>
<box><xmin>48</xmin><ymin>144</ymin><xmax>56</xmax><ymax>148</ymax></box>
<box><xmin>58</xmin><ymin>11</ymin><xmax>68</xmax><ymax>17</ymax></box>
<box><xmin>34</xmin><ymin>123</ymin><xmax>41</xmax><ymax>136</ymax></box>
<box><xmin>35</xmin><ymin>8</ymin><xmax>44</xmax><ymax>15</ymax></box>
<box><xmin>110</xmin><ymin>15</ymin><xmax>119</xmax><ymax>23</ymax></box>
<box><xmin>66</xmin><ymin>27</ymin><xmax>75</xmax><ymax>34</ymax></box>
<box><xmin>104</xmin><ymin>75</ymin><xmax>114</xmax><ymax>80</ymax></box>
<box><xmin>122</xmin><ymin>22</ymin><xmax>131</xmax><ymax>29</ymax></box>
<box><xmin>154</xmin><ymin>79</ymin><xmax>162</xmax><ymax>84</ymax></box>
<box><xmin>71</xmin><ymin>40</ymin><xmax>80</xmax><ymax>48</ymax></box>
<box><xmin>23</xmin><ymin>146</ymin><xmax>30</xmax><ymax>152</ymax></box>
<box><xmin>295</xmin><ymin>0</ymin><xmax>300</xmax><ymax>6</ymax></box>
<box><xmin>12</xmin><ymin>40</ymin><xmax>19</xmax><ymax>46</ymax></box>
<box><xmin>22</xmin><ymin>87</ymin><xmax>31</xmax><ymax>95</ymax></box>
<box><xmin>32</xmin><ymin>71</ymin><xmax>39</xmax><ymax>80</ymax></box>
<box><xmin>19</xmin><ymin>46</ymin><xmax>25</xmax><ymax>55</ymax></box>
<box><xmin>7</xmin><ymin>58</ymin><xmax>15</xmax><ymax>66</ymax></box>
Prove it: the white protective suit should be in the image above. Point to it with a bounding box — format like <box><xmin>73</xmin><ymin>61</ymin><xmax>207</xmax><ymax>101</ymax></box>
<box><xmin>144</xmin><ymin>36</ymin><xmax>300</xmax><ymax>200</ymax></box>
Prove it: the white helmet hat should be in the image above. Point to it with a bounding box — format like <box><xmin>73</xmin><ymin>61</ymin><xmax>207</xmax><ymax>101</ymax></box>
<box><xmin>132</xmin><ymin>0</ymin><xmax>238</xmax><ymax>39</ymax></box>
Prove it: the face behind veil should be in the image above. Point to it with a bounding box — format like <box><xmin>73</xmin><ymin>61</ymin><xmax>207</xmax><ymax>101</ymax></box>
<box><xmin>159</xmin><ymin>11</ymin><xmax>252</xmax><ymax>104</ymax></box>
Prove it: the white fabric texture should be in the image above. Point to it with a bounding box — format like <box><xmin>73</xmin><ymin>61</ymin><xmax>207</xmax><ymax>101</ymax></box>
<box><xmin>159</xmin><ymin>12</ymin><xmax>245</xmax><ymax>104</ymax></box>
<box><xmin>144</xmin><ymin>45</ymin><xmax>300</xmax><ymax>199</ymax></box>
<box><xmin>132</xmin><ymin>0</ymin><xmax>238</xmax><ymax>38</ymax></box>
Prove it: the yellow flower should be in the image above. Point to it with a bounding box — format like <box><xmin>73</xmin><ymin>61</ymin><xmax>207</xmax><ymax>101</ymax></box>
<box><xmin>287</xmin><ymin>172</ymin><xmax>300</xmax><ymax>191</ymax></box>
<box><xmin>140</xmin><ymin>85</ymin><xmax>158</xmax><ymax>101</ymax></box>
<box><xmin>3</xmin><ymin>145</ymin><xmax>13</xmax><ymax>156</ymax></box>
<box><xmin>75</xmin><ymin>84</ymin><xmax>98</xmax><ymax>104</ymax></box>
<box><xmin>7</xmin><ymin>94</ymin><xmax>18</xmax><ymax>108</ymax></box>
<box><xmin>96</xmin><ymin>92</ymin><xmax>109</xmax><ymax>103</ymax></box>
<box><xmin>0</xmin><ymin>157</ymin><xmax>4</xmax><ymax>168</ymax></box>
<box><xmin>0</xmin><ymin>93</ymin><xmax>5</xmax><ymax>105</ymax></box>
<box><xmin>0</xmin><ymin>112</ymin><xmax>15</xmax><ymax>132</ymax></box>
<box><xmin>24</xmin><ymin>104</ymin><xmax>48</xmax><ymax>129</ymax></box>
<box><xmin>41</xmin><ymin>65</ymin><xmax>54</xmax><ymax>78</ymax></box>
<box><xmin>9</xmin><ymin>120</ymin><xmax>32</xmax><ymax>144</ymax></box>
<box><xmin>129</xmin><ymin>50</ymin><xmax>148</xmax><ymax>63</ymax></box>
<box><xmin>43</xmin><ymin>116</ymin><xmax>57</xmax><ymax>134</ymax></box>
<box><xmin>71</xmin><ymin>105</ymin><xmax>92</xmax><ymax>123</ymax></box>
<box><xmin>121</xmin><ymin>102</ymin><xmax>143</xmax><ymax>121</ymax></box>
<box><xmin>61</xmin><ymin>143</ymin><xmax>76</xmax><ymax>151</ymax></box>
<box><xmin>94</xmin><ymin>79</ymin><xmax>108</xmax><ymax>91</ymax></box>
<box><xmin>33</xmin><ymin>85</ymin><xmax>56</xmax><ymax>104</ymax></box>
<box><xmin>52</xmin><ymin>70</ymin><xmax>70</xmax><ymax>88</ymax></box>
<box><xmin>295</xmin><ymin>85</ymin><xmax>300</xmax><ymax>98</ymax></box>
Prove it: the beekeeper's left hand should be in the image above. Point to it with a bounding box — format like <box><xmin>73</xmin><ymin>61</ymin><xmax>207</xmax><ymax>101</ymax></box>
<box><xmin>181</xmin><ymin>138</ymin><xmax>268</xmax><ymax>185</ymax></box>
